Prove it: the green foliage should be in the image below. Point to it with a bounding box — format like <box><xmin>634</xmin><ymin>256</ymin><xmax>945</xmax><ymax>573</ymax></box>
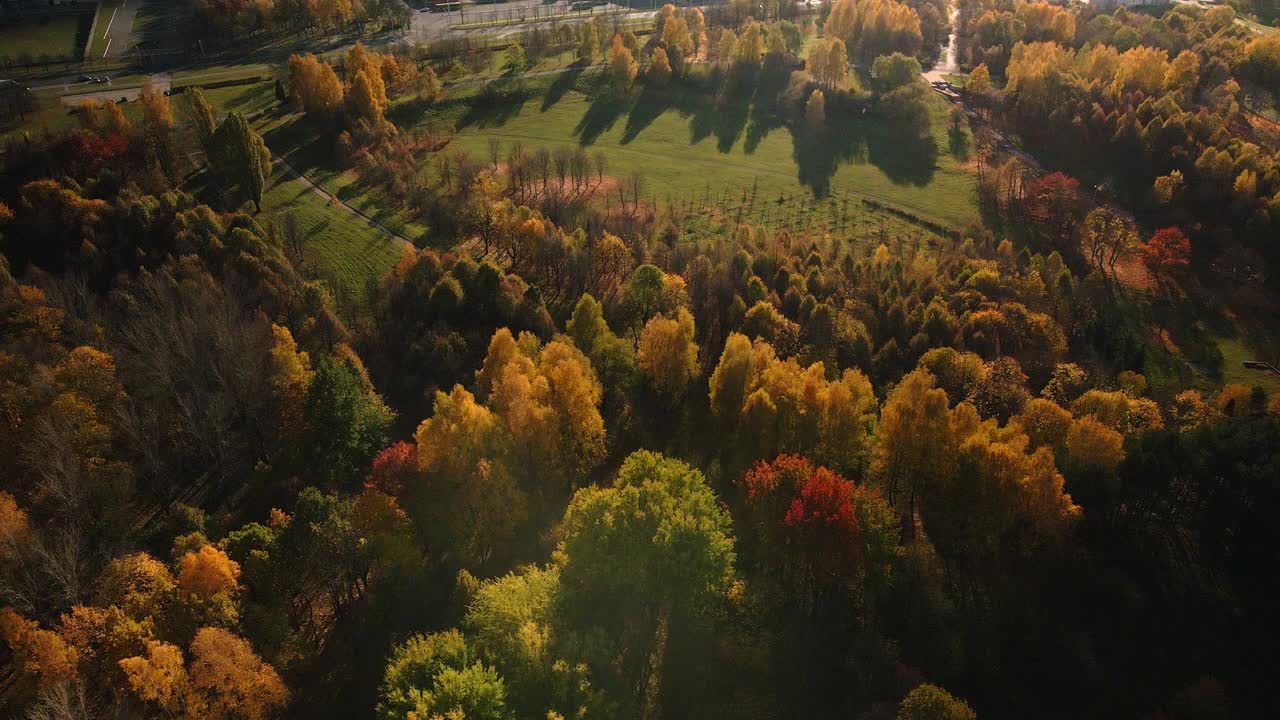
<box><xmin>300</xmin><ymin>357</ymin><xmax>394</xmax><ymax>486</ymax></box>
<box><xmin>208</xmin><ymin>112</ymin><xmax>272</xmax><ymax>211</ymax></box>
<box><xmin>557</xmin><ymin>451</ymin><xmax>736</xmax><ymax>618</ymax></box>
<box><xmin>871</xmin><ymin>52</ymin><xmax>923</xmax><ymax>93</ymax></box>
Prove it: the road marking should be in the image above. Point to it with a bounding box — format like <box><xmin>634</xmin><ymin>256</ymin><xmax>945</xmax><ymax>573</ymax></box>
<box><xmin>103</xmin><ymin>39</ymin><xmax>112</xmax><ymax>58</ymax></box>
<box><xmin>103</xmin><ymin>8</ymin><xmax>118</xmax><ymax>38</ymax></box>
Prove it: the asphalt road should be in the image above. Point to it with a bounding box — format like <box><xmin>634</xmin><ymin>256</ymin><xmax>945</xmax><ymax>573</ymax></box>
<box><xmin>58</xmin><ymin>74</ymin><xmax>171</xmax><ymax>106</ymax></box>
<box><xmin>97</xmin><ymin>0</ymin><xmax>141</xmax><ymax>59</ymax></box>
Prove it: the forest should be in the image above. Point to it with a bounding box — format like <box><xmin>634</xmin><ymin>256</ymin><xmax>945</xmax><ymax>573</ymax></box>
<box><xmin>1</xmin><ymin>0</ymin><xmax>1279</xmax><ymax>718</ymax></box>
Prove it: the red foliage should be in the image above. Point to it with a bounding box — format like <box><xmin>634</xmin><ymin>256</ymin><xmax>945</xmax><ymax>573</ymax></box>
<box><xmin>49</xmin><ymin>130</ymin><xmax>131</xmax><ymax>182</ymax></box>
<box><xmin>742</xmin><ymin>454</ymin><xmax>813</xmax><ymax>503</ymax></box>
<box><xmin>1140</xmin><ymin>227</ymin><xmax>1192</xmax><ymax>279</ymax></box>
<box><xmin>781</xmin><ymin>467</ymin><xmax>863</xmax><ymax>578</ymax></box>
<box><xmin>366</xmin><ymin>441</ymin><xmax>419</xmax><ymax>496</ymax></box>
<box><xmin>1023</xmin><ymin>172</ymin><xmax>1083</xmax><ymax>246</ymax></box>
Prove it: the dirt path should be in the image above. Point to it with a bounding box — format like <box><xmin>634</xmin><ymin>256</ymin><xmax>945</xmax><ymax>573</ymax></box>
<box><xmin>271</xmin><ymin>153</ymin><xmax>414</xmax><ymax>250</ymax></box>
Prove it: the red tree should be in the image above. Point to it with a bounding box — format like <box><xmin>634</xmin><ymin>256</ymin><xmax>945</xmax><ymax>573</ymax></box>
<box><xmin>1140</xmin><ymin>227</ymin><xmax>1192</xmax><ymax>287</ymax></box>
<box><xmin>782</xmin><ymin>467</ymin><xmax>863</xmax><ymax>580</ymax></box>
<box><xmin>49</xmin><ymin>130</ymin><xmax>130</xmax><ymax>182</ymax></box>
<box><xmin>366</xmin><ymin>441</ymin><xmax>419</xmax><ymax>496</ymax></box>
<box><xmin>1023</xmin><ymin>172</ymin><xmax>1084</xmax><ymax>250</ymax></box>
<box><xmin>742</xmin><ymin>453</ymin><xmax>812</xmax><ymax>504</ymax></box>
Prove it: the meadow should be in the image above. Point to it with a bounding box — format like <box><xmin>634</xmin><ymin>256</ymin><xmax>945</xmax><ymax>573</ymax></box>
<box><xmin>0</xmin><ymin>12</ymin><xmax>89</xmax><ymax>61</ymax></box>
<box><xmin>399</xmin><ymin>67</ymin><xmax>980</xmax><ymax>230</ymax></box>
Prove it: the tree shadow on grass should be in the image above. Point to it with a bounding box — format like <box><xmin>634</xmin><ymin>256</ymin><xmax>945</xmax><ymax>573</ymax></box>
<box><xmin>744</xmin><ymin>58</ymin><xmax>793</xmax><ymax>153</ymax></box>
<box><xmin>792</xmin><ymin>122</ymin><xmax>867</xmax><ymax>198</ymax></box>
<box><xmin>621</xmin><ymin>87</ymin><xmax>673</xmax><ymax>144</ymax></box>
<box><xmin>866</xmin><ymin>128</ymin><xmax>938</xmax><ymax>186</ymax></box>
<box><xmin>457</xmin><ymin>85</ymin><xmax>529</xmax><ymax>130</ymax></box>
<box><xmin>542</xmin><ymin>67</ymin><xmax>584</xmax><ymax>111</ymax></box>
<box><xmin>948</xmin><ymin>126</ymin><xmax>970</xmax><ymax>162</ymax></box>
<box><xmin>574</xmin><ymin>90</ymin><xmax>629</xmax><ymax>145</ymax></box>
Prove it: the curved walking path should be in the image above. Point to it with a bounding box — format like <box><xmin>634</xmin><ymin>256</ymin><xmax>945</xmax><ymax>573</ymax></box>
<box><xmin>270</xmin><ymin>153</ymin><xmax>414</xmax><ymax>249</ymax></box>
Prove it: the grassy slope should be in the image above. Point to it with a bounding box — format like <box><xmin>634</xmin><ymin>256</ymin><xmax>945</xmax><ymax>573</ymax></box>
<box><xmin>257</xmin><ymin>164</ymin><xmax>405</xmax><ymax>315</ymax></box>
<box><xmin>404</xmin><ymin>73</ymin><xmax>979</xmax><ymax>228</ymax></box>
<box><xmin>257</xmin><ymin>114</ymin><xmax>431</xmax><ymax>242</ymax></box>
<box><xmin>1215</xmin><ymin>336</ymin><xmax>1280</xmax><ymax>394</ymax></box>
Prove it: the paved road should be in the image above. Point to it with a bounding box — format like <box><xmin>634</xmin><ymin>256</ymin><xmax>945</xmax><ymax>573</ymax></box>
<box><xmin>59</xmin><ymin>74</ymin><xmax>171</xmax><ymax>105</ymax></box>
<box><xmin>96</xmin><ymin>0</ymin><xmax>142</xmax><ymax>59</ymax></box>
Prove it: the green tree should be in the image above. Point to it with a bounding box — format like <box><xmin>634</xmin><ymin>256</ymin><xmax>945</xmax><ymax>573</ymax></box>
<box><xmin>558</xmin><ymin>450</ymin><xmax>735</xmax><ymax>620</ymax></box>
<box><xmin>301</xmin><ymin>356</ymin><xmax>394</xmax><ymax>486</ymax></box>
<box><xmin>871</xmin><ymin>52</ymin><xmax>922</xmax><ymax>93</ymax></box>
<box><xmin>504</xmin><ymin>42</ymin><xmax>527</xmax><ymax>75</ymax></box>
<box><xmin>378</xmin><ymin>630</ymin><xmax>508</xmax><ymax>720</ymax></box>
<box><xmin>178</xmin><ymin>86</ymin><xmax>217</xmax><ymax>149</ymax></box>
<box><xmin>209</xmin><ymin>112</ymin><xmax>272</xmax><ymax>212</ymax></box>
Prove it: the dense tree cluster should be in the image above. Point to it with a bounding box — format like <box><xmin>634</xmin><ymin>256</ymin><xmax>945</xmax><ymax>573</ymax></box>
<box><xmin>3</xmin><ymin>2</ymin><xmax>1280</xmax><ymax>719</ymax></box>
<box><xmin>959</xmin><ymin>1</ymin><xmax>1280</xmax><ymax>276</ymax></box>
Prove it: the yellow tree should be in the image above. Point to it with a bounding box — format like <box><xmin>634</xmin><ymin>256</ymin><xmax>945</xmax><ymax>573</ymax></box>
<box><xmin>649</xmin><ymin>47</ymin><xmax>673</xmax><ymax>85</ymax></box>
<box><xmin>637</xmin><ymin>308</ymin><xmax>698</xmax><ymax>406</ymax></box>
<box><xmin>119</xmin><ymin>628</ymin><xmax>289</xmax><ymax>720</ymax></box>
<box><xmin>140</xmin><ymin>79</ymin><xmax>173</xmax><ymax>128</ymax></box>
<box><xmin>805</xmin><ymin>88</ymin><xmax>826</xmax><ymax>127</ymax></box>
<box><xmin>287</xmin><ymin>53</ymin><xmax>343</xmax><ymax>115</ymax></box>
<box><xmin>608</xmin><ymin>34</ymin><xmax>638</xmax><ymax>88</ymax></box>
<box><xmin>345</xmin><ymin>68</ymin><xmax>387</xmax><ymax>124</ymax></box>
<box><xmin>873</xmin><ymin>369</ymin><xmax>956</xmax><ymax>521</ymax></box>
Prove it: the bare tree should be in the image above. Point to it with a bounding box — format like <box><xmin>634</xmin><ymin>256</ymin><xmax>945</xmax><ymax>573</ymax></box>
<box><xmin>594</xmin><ymin>151</ymin><xmax>608</xmax><ymax>185</ymax></box>
<box><xmin>488</xmin><ymin>138</ymin><xmax>503</xmax><ymax>171</ymax></box>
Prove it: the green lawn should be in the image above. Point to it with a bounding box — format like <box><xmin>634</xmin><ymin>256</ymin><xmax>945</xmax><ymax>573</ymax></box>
<box><xmin>258</xmin><ymin>113</ymin><xmax>431</xmax><ymax>242</ymax></box>
<box><xmin>258</xmin><ymin>165</ymin><xmax>406</xmax><ymax>315</ymax></box>
<box><xmin>0</xmin><ymin>13</ymin><xmax>88</xmax><ymax>61</ymax></box>
<box><xmin>1215</xmin><ymin>336</ymin><xmax>1280</xmax><ymax>395</ymax></box>
<box><xmin>401</xmin><ymin>71</ymin><xmax>980</xmax><ymax>229</ymax></box>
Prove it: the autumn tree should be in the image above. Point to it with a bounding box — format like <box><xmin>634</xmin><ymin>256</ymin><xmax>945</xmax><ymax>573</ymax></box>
<box><xmin>608</xmin><ymin>34</ymin><xmax>638</xmax><ymax>88</ymax></box>
<box><xmin>636</xmin><ymin>308</ymin><xmax>698</xmax><ymax>407</ymax></box>
<box><xmin>873</xmin><ymin>369</ymin><xmax>955</xmax><ymax>522</ymax></box>
<box><xmin>1081</xmin><ymin>207</ymin><xmax>1139</xmax><ymax>287</ymax></box>
<box><xmin>805</xmin><ymin>89</ymin><xmax>826</xmax><ymax>128</ymax></box>
<box><xmin>1023</xmin><ymin>172</ymin><xmax>1083</xmax><ymax>251</ymax></box>
<box><xmin>1140</xmin><ymin>227</ymin><xmax>1192</xmax><ymax>290</ymax></box>
<box><xmin>119</xmin><ymin>627</ymin><xmax>288</xmax><ymax>720</ymax></box>
<box><xmin>897</xmin><ymin>683</ymin><xmax>976</xmax><ymax>720</ymax></box>
<box><xmin>649</xmin><ymin>47</ymin><xmax>673</xmax><ymax>85</ymax></box>
<box><xmin>287</xmin><ymin>53</ymin><xmax>343</xmax><ymax>115</ymax></box>
<box><xmin>808</xmin><ymin>37</ymin><xmax>849</xmax><ymax>88</ymax></box>
<box><xmin>825</xmin><ymin>0</ymin><xmax>923</xmax><ymax>64</ymax></box>
<box><xmin>345</xmin><ymin>67</ymin><xmax>387</xmax><ymax>124</ymax></box>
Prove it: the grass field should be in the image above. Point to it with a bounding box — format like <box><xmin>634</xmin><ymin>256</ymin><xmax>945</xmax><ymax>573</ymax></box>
<box><xmin>258</xmin><ymin>165</ymin><xmax>406</xmax><ymax>315</ymax></box>
<box><xmin>1215</xmin><ymin>336</ymin><xmax>1280</xmax><ymax>394</ymax></box>
<box><xmin>0</xmin><ymin>13</ymin><xmax>89</xmax><ymax>61</ymax></box>
<box><xmin>257</xmin><ymin>113</ymin><xmax>431</xmax><ymax>242</ymax></box>
<box><xmin>402</xmin><ymin>70</ymin><xmax>979</xmax><ymax>229</ymax></box>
